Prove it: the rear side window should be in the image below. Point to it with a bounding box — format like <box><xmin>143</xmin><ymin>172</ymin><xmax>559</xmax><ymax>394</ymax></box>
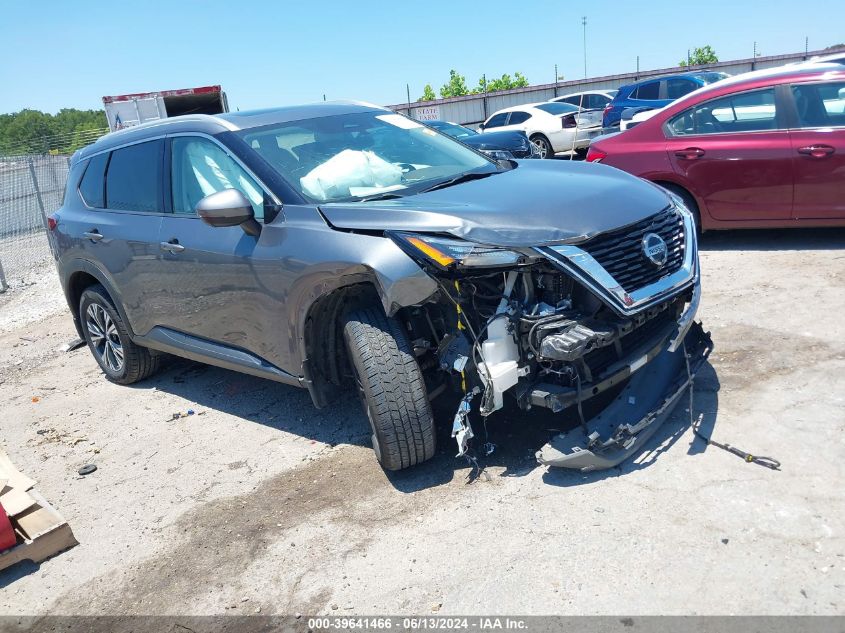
<box><xmin>634</xmin><ymin>81</ymin><xmax>660</xmax><ymax>100</ymax></box>
<box><xmin>666</xmin><ymin>78</ymin><xmax>698</xmax><ymax>100</ymax></box>
<box><xmin>508</xmin><ymin>111</ymin><xmax>530</xmax><ymax>124</ymax></box>
<box><xmin>484</xmin><ymin>113</ymin><xmax>509</xmax><ymax>128</ymax></box>
<box><xmin>78</xmin><ymin>153</ymin><xmax>108</xmax><ymax>208</ymax></box>
<box><xmin>791</xmin><ymin>81</ymin><xmax>845</xmax><ymax>129</ymax></box>
<box><xmin>105</xmin><ymin>140</ymin><xmax>163</xmax><ymax>212</ymax></box>
<box><xmin>668</xmin><ymin>88</ymin><xmax>778</xmax><ymax>136</ymax></box>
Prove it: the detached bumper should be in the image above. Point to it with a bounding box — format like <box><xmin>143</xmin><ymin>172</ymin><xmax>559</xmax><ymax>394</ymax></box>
<box><xmin>535</xmin><ymin>321</ymin><xmax>713</xmax><ymax>472</ymax></box>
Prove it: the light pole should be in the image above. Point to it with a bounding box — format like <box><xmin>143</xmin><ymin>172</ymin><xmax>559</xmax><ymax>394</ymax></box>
<box><xmin>582</xmin><ymin>17</ymin><xmax>588</xmax><ymax>79</ymax></box>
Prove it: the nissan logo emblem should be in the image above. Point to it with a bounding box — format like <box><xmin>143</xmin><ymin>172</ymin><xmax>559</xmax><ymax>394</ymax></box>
<box><xmin>642</xmin><ymin>232</ymin><xmax>668</xmax><ymax>267</ymax></box>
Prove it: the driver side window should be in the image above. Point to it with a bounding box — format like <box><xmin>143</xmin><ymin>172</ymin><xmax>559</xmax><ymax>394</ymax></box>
<box><xmin>171</xmin><ymin>137</ymin><xmax>265</xmax><ymax>220</ymax></box>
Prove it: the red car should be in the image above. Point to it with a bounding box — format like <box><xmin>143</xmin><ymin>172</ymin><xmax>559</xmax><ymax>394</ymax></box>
<box><xmin>586</xmin><ymin>63</ymin><xmax>845</xmax><ymax>230</ymax></box>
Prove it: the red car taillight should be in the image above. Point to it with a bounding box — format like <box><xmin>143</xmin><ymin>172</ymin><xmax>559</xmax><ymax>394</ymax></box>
<box><xmin>47</xmin><ymin>215</ymin><xmax>57</xmax><ymax>231</ymax></box>
<box><xmin>586</xmin><ymin>147</ymin><xmax>607</xmax><ymax>163</ymax></box>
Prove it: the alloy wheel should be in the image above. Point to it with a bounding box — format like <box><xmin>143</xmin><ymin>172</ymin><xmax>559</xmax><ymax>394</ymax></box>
<box><xmin>86</xmin><ymin>303</ymin><xmax>124</xmax><ymax>373</ymax></box>
<box><xmin>531</xmin><ymin>138</ymin><xmax>549</xmax><ymax>158</ymax></box>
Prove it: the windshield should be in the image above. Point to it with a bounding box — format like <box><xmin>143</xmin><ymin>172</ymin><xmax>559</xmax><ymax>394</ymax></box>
<box><xmin>237</xmin><ymin>111</ymin><xmax>493</xmax><ymax>202</ymax></box>
<box><xmin>428</xmin><ymin>121</ymin><xmax>477</xmax><ymax>139</ymax></box>
<box><xmin>534</xmin><ymin>102</ymin><xmax>579</xmax><ymax>115</ymax></box>
<box><xmin>696</xmin><ymin>72</ymin><xmax>730</xmax><ymax>84</ymax></box>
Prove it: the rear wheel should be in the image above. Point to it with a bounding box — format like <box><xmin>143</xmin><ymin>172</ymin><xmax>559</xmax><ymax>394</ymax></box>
<box><xmin>529</xmin><ymin>134</ymin><xmax>554</xmax><ymax>159</ymax></box>
<box><xmin>659</xmin><ymin>183</ymin><xmax>702</xmax><ymax>235</ymax></box>
<box><xmin>343</xmin><ymin>307</ymin><xmax>436</xmax><ymax>471</ymax></box>
<box><xmin>79</xmin><ymin>284</ymin><xmax>161</xmax><ymax>385</ymax></box>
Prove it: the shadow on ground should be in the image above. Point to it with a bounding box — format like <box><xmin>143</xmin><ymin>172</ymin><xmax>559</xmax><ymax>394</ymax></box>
<box><xmin>699</xmin><ymin>227</ymin><xmax>845</xmax><ymax>252</ymax></box>
<box><xmin>143</xmin><ymin>348</ymin><xmax>721</xmax><ymax>493</ymax></box>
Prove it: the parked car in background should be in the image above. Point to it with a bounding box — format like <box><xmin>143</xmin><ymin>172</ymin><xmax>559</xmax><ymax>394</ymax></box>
<box><xmin>52</xmin><ymin>101</ymin><xmax>708</xmax><ymax>473</ymax></box>
<box><xmin>602</xmin><ymin>72</ymin><xmax>729</xmax><ymax>132</ymax></box>
<box><xmin>587</xmin><ymin>64</ymin><xmax>845</xmax><ymax>230</ymax></box>
<box><xmin>480</xmin><ymin>102</ymin><xmax>602</xmax><ymax>158</ymax></box>
<box><xmin>619</xmin><ymin>106</ymin><xmax>665</xmax><ymax>131</ymax></box>
<box><xmin>551</xmin><ymin>90</ymin><xmax>618</xmax><ymax>110</ymax></box>
<box><xmin>425</xmin><ymin>120</ymin><xmax>540</xmax><ymax>159</ymax></box>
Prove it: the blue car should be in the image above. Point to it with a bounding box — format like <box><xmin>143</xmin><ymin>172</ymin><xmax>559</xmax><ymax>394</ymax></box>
<box><xmin>602</xmin><ymin>71</ymin><xmax>729</xmax><ymax>131</ymax></box>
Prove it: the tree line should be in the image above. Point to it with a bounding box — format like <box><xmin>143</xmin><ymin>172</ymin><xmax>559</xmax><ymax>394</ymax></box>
<box><xmin>0</xmin><ymin>108</ymin><xmax>108</xmax><ymax>155</ymax></box>
<box><xmin>419</xmin><ymin>70</ymin><xmax>530</xmax><ymax>101</ymax></box>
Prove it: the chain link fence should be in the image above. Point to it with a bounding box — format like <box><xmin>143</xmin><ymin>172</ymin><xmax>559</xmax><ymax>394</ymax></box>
<box><xmin>0</xmin><ymin>128</ymin><xmax>108</xmax><ymax>293</ymax></box>
<box><xmin>0</xmin><ymin>155</ymin><xmax>69</xmax><ymax>291</ymax></box>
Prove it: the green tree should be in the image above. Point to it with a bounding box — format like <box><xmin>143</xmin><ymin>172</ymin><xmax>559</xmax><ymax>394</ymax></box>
<box><xmin>440</xmin><ymin>70</ymin><xmax>470</xmax><ymax>98</ymax></box>
<box><xmin>419</xmin><ymin>84</ymin><xmax>437</xmax><ymax>101</ymax></box>
<box><xmin>485</xmin><ymin>72</ymin><xmax>529</xmax><ymax>92</ymax></box>
<box><xmin>0</xmin><ymin>108</ymin><xmax>107</xmax><ymax>154</ymax></box>
<box><xmin>680</xmin><ymin>45</ymin><xmax>719</xmax><ymax>67</ymax></box>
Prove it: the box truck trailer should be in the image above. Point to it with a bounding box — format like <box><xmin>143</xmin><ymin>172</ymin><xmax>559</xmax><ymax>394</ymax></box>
<box><xmin>102</xmin><ymin>86</ymin><xmax>228</xmax><ymax>132</ymax></box>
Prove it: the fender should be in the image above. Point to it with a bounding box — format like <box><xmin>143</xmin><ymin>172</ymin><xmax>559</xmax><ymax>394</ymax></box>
<box><xmin>60</xmin><ymin>258</ymin><xmax>135</xmax><ymax>341</ymax></box>
<box><xmin>645</xmin><ymin>174</ymin><xmax>711</xmax><ymax>228</ymax></box>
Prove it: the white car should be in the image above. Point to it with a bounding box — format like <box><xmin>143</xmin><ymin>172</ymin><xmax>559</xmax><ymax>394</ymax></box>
<box><xmin>550</xmin><ymin>90</ymin><xmax>618</xmax><ymax>111</ymax></box>
<box><xmin>479</xmin><ymin>102</ymin><xmax>602</xmax><ymax>159</ymax></box>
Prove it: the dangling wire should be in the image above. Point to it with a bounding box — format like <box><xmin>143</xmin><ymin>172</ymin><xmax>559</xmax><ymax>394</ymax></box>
<box><xmin>683</xmin><ymin>340</ymin><xmax>781</xmax><ymax>471</ymax></box>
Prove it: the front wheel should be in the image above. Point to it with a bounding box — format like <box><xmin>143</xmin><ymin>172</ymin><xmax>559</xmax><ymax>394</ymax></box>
<box><xmin>343</xmin><ymin>307</ymin><xmax>436</xmax><ymax>471</ymax></box>
<box><xmin>530</xmin><ymin>135</ymin><xmax>554</xmax><ymax>159</ymax></box>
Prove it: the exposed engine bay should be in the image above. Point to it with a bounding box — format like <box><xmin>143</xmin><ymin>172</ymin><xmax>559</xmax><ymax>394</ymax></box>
<box><xmin>399</xmin><ymin>258</ymin><xmax>709</xmax><ymax>471</ymax></box>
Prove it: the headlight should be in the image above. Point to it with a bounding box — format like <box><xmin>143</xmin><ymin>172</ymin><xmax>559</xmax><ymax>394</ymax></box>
<box><xmin>389</xmin><ymin>232</ymin><xmax>526</xmax><ymax>269</ymax></box>
<box><xmin>481</xmin><ymin>149</ymin><xmax>515</xmax><ymax>160</ymax></box>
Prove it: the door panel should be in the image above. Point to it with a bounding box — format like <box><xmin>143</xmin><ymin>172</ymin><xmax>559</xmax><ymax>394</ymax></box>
<box><xmin>80</xmin><ymin>140</ymin><xmax>166</xmax><ymax>335</ymax></box>
<box><xmin>154</xmin><ymin>216</ymin><xmax>279</xmax><ymax>359</ymax></box>
<box><xmin>789</xmin><ymin>81</ymin><xmax>845</xmax><ymax>219</ymax></box>
<box><xmin>665</xmin><ymin>87</ymin><xmax>793</xmax><ymax>222</ymax></box>
<box><xmin>153</xmin><ymin>135</ymin><xmax>282</xmax><ymax>363</ymax></box>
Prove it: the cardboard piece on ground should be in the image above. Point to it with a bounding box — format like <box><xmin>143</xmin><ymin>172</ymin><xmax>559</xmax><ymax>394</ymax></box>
<box><xmin>0</xmin><ymin>450</ymin><xmax>77</xmax><ymax>572</ymax></box>
<box><xmin>0</xmin><ymin>450</ymin><xmax>36</xmax><ymax>492</ymax></box>
<box><xmin>0</xmin><ymin>486</ymin><xmax>37</xmax><ymax>516</ymax></box>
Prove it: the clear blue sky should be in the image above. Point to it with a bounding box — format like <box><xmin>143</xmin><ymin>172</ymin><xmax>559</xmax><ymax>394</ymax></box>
<box><xmin>1</xmin><ymin>0</ymin><xmax>843</xmax><ymax>114</ymax></box>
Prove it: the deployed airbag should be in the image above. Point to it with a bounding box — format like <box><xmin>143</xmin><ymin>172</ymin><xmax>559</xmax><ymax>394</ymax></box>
<box><xmin>300</xmin><ymin>150</ymin><xmax>404</xmax><ymax>201</ymax></box>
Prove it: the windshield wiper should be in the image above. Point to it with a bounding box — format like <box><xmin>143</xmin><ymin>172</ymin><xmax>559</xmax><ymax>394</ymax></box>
<box><xmin>420</xmin><ymin>171</ymin><xmax>496</xmax><ymax>193</ymax></box>
<box><xmin>357</xmin><ymin>192</ymin><xmax>405</xmax><ymax>202</ymax></box>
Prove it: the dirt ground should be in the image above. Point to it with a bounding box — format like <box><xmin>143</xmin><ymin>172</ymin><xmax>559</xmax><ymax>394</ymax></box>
<box><xmin>1</xmin><ymin>228</ymin><xmax>844</xmax><ymax>616</ymax></box>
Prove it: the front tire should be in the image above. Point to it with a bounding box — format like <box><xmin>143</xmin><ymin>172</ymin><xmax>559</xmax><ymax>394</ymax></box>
<box><xmin>343</xmin><ymin>307</ymin><xmax>436</xmax><ymax>471</ymax></box>
<box><xmin>79</xmin><ymin>284</ymin><xmax>161</xmax><ymax>385</ymax></box>
<box><xmin>529</xmin><ymin>134</ymin><xmax>554</xmax><ymax>159</ymax></box>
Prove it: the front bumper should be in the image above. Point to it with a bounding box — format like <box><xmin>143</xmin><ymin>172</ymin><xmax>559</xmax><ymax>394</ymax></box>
<box><xmin>535</xmin><ymin>320</ymin><xmax>712</xmax><ymax>471</ymax></box>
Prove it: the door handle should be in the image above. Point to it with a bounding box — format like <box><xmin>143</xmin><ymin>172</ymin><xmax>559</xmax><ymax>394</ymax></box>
<box><xmin>82</xmin><ymin>230</ymin><xmax>103</xmax><ymax>242</ymax></box>
<box><xmin>797</xmin><ymin>144</ymin><xmax>835</xmax><ymax>158</ymax></box>
<box><xmin>674</xmin><ymin>147</ymin><xmax>705</xmax><ymax>160</ymax></box>
<box><xmin>160</xmin><ymin>239</ymin><xmax>185</xmax><ymax>254</ymax></box>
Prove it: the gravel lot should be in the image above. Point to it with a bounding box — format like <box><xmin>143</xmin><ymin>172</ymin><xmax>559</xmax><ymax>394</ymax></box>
<box><xmin>1</xmin><ymin>228</ymin><xmax>844</xmax><ymax>616</ymax></box>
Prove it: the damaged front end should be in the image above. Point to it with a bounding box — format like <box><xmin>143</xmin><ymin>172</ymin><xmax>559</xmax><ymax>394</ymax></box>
<box><xmin>389</xmin><ymin>199</ymin><xmax>710</xmax><ymax>471</ymax></box>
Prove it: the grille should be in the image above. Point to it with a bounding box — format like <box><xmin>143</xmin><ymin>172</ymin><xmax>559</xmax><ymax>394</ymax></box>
<box><xmin>581</xmin><ymin>207</ymin><xmax>686</xmax><ymax>292</ymax></box>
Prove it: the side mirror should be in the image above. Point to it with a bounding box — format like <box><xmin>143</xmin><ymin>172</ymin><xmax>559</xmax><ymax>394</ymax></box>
<box><xmin>478</xmin><ymin>124</ymin><xmax>485</xmax><ymax>131</ymax></box>
<box><xmin>196</xmin><ymin>189</ymin><xmax>261</xmax><ymax>237</ymax></box>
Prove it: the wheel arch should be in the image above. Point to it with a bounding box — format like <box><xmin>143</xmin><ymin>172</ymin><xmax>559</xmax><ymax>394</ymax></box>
<box><xmin>62</xmin><ymin>260</ymin><xmax>131</xmax><ymax>341</ymax></box>
<box><xmin>651</xmin><ymin>178</ymin><xmax>709</xmax><ymax>229</ymax></box>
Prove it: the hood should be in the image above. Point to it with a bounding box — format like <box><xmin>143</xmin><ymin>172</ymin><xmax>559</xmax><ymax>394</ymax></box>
<box><xmin>319</xmin><ymin>160</ymin><xmax>671</xmax><ymax>248</ymax></box>
<box><xmin>462</xmin><ymin>130</ymin><xmax>529</xmax><ymax>151</ymax></box>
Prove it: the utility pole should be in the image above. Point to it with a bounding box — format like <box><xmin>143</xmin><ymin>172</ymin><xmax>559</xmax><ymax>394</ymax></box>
<box><xmin>636</xmin><ymin>55</ymin><xmax>640</xmax><ymax>79</ymax></box>
<box><xmin>805</xmin><ymin>36</ymin><xmax>809</xmax><ymax>59</ymax></box>
<box><xmin>406</xmin><ymin>83</ymin><xmax>411</xmax><ymax>111</ymax></box>
<box><xmin>582</xmin><ymin>17</ymin><xmax>588</xmax><ymax>79</ymax></box>
<box><xmin>554</xmin><ymin>64</ymin><xmax>558</xmax><ymax>97</ymax></box>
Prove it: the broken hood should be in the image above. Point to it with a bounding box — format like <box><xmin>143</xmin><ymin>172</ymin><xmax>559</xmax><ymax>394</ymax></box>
<box><xmin>318</xmin><ymin>160</ymin><xmax>672</xmax><ymax>248</ymax></box>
